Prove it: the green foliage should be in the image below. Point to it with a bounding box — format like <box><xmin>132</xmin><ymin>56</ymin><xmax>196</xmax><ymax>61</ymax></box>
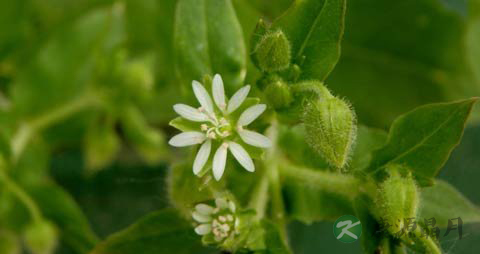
<box><xmin>0</xmin><ymin>0</ymin><xmax>479</xmax><ymax>254</ymax></box>
<box><xmin>91</xmin><ymin>208</ymin><xmax>214</xmax><ymax>254</ymax></box>
<box><xmin>174</xmin><ymin>0</ymin><xmax>247</xmax><ymax>95</ymax></box>
<box><xmin>368</xmin><ymin>99</ymin><xmax>477</xmax><ymax>186</ymax></box>
<box><xmin>26</xmin><ymin>183</ymin><xmax>99</xmax><ymax>254</ymax></box>
<box><xmin>273</xmin><ymin>0</ymin><xmax>346</xmax><ymax>81</ymax></box>
<box><xmin>419</xmin><ymin>180</ymin><xmax>480</xmax><ymax>227</ymax></box>
<box><xmin>326</xmin><ymin>0</ymin><xmax>480</xmax><ymax>127</ymax></box>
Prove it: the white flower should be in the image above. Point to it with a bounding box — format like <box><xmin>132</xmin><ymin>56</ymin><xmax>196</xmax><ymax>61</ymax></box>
<box><xmin>192</xmin><ymin>198</ymin><xmax>237</xmax><ymax>242</ymax></box>
<box><xmin>169</xmin><ymin>74</ymin><xmax>272</xmax><ymax>180</ymax></box>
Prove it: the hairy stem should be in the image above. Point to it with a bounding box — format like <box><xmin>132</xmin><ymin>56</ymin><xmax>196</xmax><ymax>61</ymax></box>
<box><xmin>0</xmin><ymin>162</ymin><xmax>42</xmax><ymax>222</ymax></box>
<box><xmin>265</xmin><ymin>120</ymin><xmax>288</xmax><ymax>241</ymax></box>
<box><xmin>248</xmin><ymin>167</ymin><xmax>269</xmax><ymax>220</ymax></box>
<box><xmin>11</xmin><ymin>93</ymin><xmax>100</xmax><ymax>162</ymax></box>
<box><xmin>278</xmin><ymin>162</ymin><xmax>360</xmax><ymax>200</ymax></box>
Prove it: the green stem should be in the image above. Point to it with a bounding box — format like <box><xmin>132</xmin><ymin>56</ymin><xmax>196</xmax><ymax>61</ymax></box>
<box><xmin>11</xmin><ymin>93</ymin><xmax>100</xmax><ymax>162</ymax></box>
<box><xmin>248</xmin><ymin>168</ymin><xmax>269</xmax><ymax>220</ymax></box>
<box><xmin>265</xmin><ymin>120</ymin><xmax>288</xmax><ymax>240</ymax></box>
<box><xmin>278</xmin><ymin>162</ymin><xmax>360</xmax><ymax>200</ymax></box>
<box><xmin>0</xmin><ymin>163</ymin><xmax>42</xmax><ymax>222</ymax></box>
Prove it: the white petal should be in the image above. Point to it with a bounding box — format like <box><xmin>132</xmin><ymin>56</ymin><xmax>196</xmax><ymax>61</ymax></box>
<box><xmin>193</xmin><ymin>139</ymin><xmax>211</xmax><ymax>175</ymax></box>
<box><xmin>192</xmin><ymin>80</ymin><xmax>214</xmax><ymax>114</ymax></box>
<box><xmin>173</xmin><ymin>104</ymin><xmax>208</xmax><ymax>122</ymax></box>
<box><xmin>212</xmin><ymin>143</ymin><xmax>228</xmax><ymax>181</ymax></box>
<box><xmin>228</xmin><ymin>142</ymin><xmax>254</xmax><ymax>172</ymax></box>
<box><xmin>238</xmin><ymin>129</ymin><xmax>272</xmax><ymax>148</ymax></box>
<box><xmin>194</xmin><ymin>224</ymin><xmax>212</xmax><ymax>235</ymax></box>
<box><xmin>237</xmin><ymin>104</ymin><xmax>266</xmax><ymax>126</ymax></box>
<box><xmin>212</xmin><ymin>74</ymin><xmax>226</xmax><ymax>111</ymax></box>
<box><xmin>168</xmin><ymin>132</ymin><xmax>205</xmax><ymax>147</ymax></box>
<box><xmin>192</xmin><ymin>211</ymin><xmax>212</xmax><ymax>223</ymax></box>
<box><xmin>215</xmin><ymin>198</ymin><xmax>229</xmax><ymax>209</ymax></box>
<box><xmin>227</xmin><ymin>85</ymin><xmax>250</xmax><ymax>114</ymax></box>
<box><xmin>228</xmin><ymin>201</ymin><xmax>236</xmax><ymax>212</ymax></box>
<box><xmin>195</xmin><ymin>204</ymin><xmax>214</xmax><ymax>215</ymax></box>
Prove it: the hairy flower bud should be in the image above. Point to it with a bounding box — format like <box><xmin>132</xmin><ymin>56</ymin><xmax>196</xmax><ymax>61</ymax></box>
<box><xmin>374</xmin><ymin>166</ymin><xmax>419</xmax><ymax>236</ymax></box>
<box><xmin>262</xmin><ymin>75</ymin><xmax>292</xmax><ymax>109</ymax></box>
<box><xmin>302</xmin><ymin>82</ymin><xmax>357</xmax><ymax>169</ymax></box>
<box><xmin>254</xmin><ymin>30</ymin><xmax>291</xmax><ymax>72</ymax></box>
<box><xmin>24</xmin><ymin>220</ymin><xmax>58</xmax><ymax>254</ymax></box>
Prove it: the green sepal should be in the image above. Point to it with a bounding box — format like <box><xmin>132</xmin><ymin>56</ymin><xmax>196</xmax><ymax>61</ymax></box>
<box><xmin>169</xmin><ymin>117</ymin><xmax>203</xmax><ymax>132</ymax></box>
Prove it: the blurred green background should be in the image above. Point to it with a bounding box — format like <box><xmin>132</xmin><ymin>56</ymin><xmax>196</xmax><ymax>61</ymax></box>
<box><xmin>0</xmin><ymin>0</ymin><xmax>479</xmax><ymax>253</ymax></box>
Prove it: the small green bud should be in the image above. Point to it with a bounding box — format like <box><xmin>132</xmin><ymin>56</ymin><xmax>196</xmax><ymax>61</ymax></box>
<box><xmin>374</xmin><ymin>166</ymin><xmax>419</xmax><ymax>236</ymax></box>
<box><xmin>24</xmin><ymin>220</ymin><xmax>58</xmax><ymax>254</ymax></box>
<box><xmin>122</xmin><ymin>57</ymin><xmax>154</xmax><ymax>103</ymax></box>
<box><xmin>254</xmin><ymin>30</ymin><xmax>291</xmax><ymax>72</ymax></box>
<box><xmin>84</xmin><ymin>117</ymin><xmax>120</xmax><ymax>173</ymax></box>
<box><xmin>122</xmin><ymin>106</ymin><xmax>166</xmax><ymax>164</ymax></box>
<box><xmin>302</xmin><ymin>82</ymin><xmax>357</xmax><ymax>169</ymax></box>
<box><xmin>262</xmin><ymin>75</ymin><xmax>292</xmax><ymax>109</ymax></box>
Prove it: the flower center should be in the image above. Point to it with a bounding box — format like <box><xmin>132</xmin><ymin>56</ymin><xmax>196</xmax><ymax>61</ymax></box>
<box><xmin>211</xmin><ymin>211</ymin><xmax>235</xmax><ymax>240</ymax></box>
<box><xmin>201</xmin><ymin>117</ymin><xmax>232</xmax><ymax>140</ymax></box>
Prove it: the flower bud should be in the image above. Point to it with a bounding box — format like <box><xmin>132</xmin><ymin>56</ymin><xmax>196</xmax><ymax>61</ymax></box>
<box><xmin>262</xmin><ymin>75</ymin><xmax>292</xmax><ymax>109</ymax></box>
<box><xmin>254</xmin><ymin>30</ymin><xmax>291</xmax><ymax>72</ymax></box>
<box><xmin>24</xmin><ymin>220</ymin><xmax>58</xmax><ymax>254</ymax></box>
<box><xmin>374</xmin><ymin>167</ymin><xmax>419</xmax><ymax>236</ymax></box>
<box><xmin>302</xmin><ymin>83</ymin><xmax>357</xmax><ymax>169</ymax></box>
<box><xmin>122</xmin><ymin>58</ymin><xmax>154</xmax><ymax>103</ymax></box>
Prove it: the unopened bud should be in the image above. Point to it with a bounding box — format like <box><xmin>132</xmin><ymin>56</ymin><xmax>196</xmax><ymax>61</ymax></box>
<box><xmin>254</xmin><ymin>30</ymin><xmax>291</xmax><ymax>72</ymax></box>
<box><xmin>302</xmin><ymin>83</ymin><xmax>357</xmax><ymax>169</ymax></box>
<box><xmin>24</xmin><ymin>220</ymin><xmax>58</xmax><ymax>254</ymax></box>
<box><xmin>374</xmin><ymin>167</ymin><xmax>419</xmax><ymax>236</ymax></box>
<box><xmin>262</xmin><ymin>75</ymin><xmax>292</xmax><ymax>109</ymax></box>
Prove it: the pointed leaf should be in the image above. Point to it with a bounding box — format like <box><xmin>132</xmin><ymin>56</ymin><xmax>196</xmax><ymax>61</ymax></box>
<box><xmin>174</xmin><ymin>0</ymin><xmax>246</xmax><ymax>95</ymax></box>
<box><xmin>368</xmin><ymin>99</ymin><xmax>478</xmax><ymax>186</ymax></box>
<box><xmin>273</xmin><ymin>0</ymin><xmax>346</xmax><ymax>81</ymax></box>
<box><xmin>419</xmin><ymin>180</ymin><xmax>480</xmax><ymax>227</ymax></box>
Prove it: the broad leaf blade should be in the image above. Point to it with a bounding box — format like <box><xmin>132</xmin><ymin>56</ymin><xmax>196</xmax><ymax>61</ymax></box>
<box><xmin>419</xmin><ymin>180</ymin><xmax>480</xmax><ymax>227</ymax></box>
<box><xmin>368</xmin><ymin>98</ymin><xmax>477</xmax><ymax>186</ymax></box>
<box><xmin>91</xmin><ymin>208</ymin><xmax>214</xmax><ymax>254</ymax></box>
<box><xmin>326</xmin><ymin>0</ymin><xmax>480</xmax><ymax>127</ymax></box>
<box><xmin>174</xmin><ymin>0</ymin><xmax>246</xmax><ymax>95</ymax></box>
<box><xmin>273</xmin><ymin>0</ymin><xmax>346</xmax><ymax>81</ymax></box>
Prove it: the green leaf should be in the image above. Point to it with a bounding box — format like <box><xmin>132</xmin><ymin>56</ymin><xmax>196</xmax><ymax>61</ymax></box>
<box><xmin>174</xmin><ymin>0</ymin><xmax>246</xmax><ymax>95</ymax></box>
<box><xmin>169</xmin><ymin>117</ymin><xmax>203</xmax><ymax>132</ymax></box>
<box><xmin>326</xmin><ymin>0</ymin><xmax>480</xmax><ymax>127</ymax></box>
<box><xmin>91</xmin><ymin>208</ymin><xmax>215</xmax><ymax>254</ymax></box>
<box><xmin>418</xmin><ymin>180</ymin><xmax>480</xmax><ymax>227</ymax></box>
<box><xmin>167</xmin><ymin>163</ymin><xmax>215</xmax><ymax>217</ymax></box>
<box><xmin>12</xmin><ymin>5</ymin><xmax>125</xmax><ymax>118</ymax></box>
<box><xmin>25</xmin><ymin>183</ymin><xmax>99</xmax><ymax>254</ymax></box>
<box><xmin>368</xmin><ymin>98</ymin><xmax>478</xmax><ymax>186</ymax></box>
<box><xmin>121</xmin><ymin>105</ymin><xmax>167</xmax><ymax>164</ymax></box>
<box><xmin>349</xmin><ymin>125</ymin><xmax>387</xmax><ymax>172</ymax></box>
<box><xmin>273</xmin><ymin>0</ymin><xmax>346</xmax><ymax>81</ymax></box>
<box><xmin>258</xmin><ymin>220</ymin><xmax>291</xmax><ymax>254</ymax></box>
<box><xmin>84</xmin><ymin>116</ymin><xmax>120</xmax><ymax>173</ymax></box>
